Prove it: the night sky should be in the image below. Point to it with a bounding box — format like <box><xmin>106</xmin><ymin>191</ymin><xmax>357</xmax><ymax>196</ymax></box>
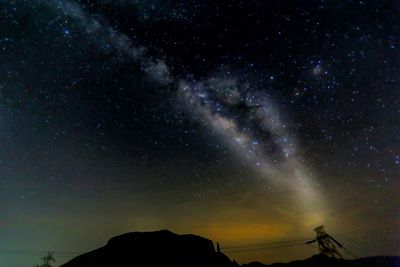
<box><xmin>1</xmin><ymin>1</ymin><xmax>400</xmax><ymax>266</ymax></box>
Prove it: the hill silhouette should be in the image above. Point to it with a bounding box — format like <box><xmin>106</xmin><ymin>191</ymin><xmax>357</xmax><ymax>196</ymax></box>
<box><xmin>243</xmin><ymin>254</ymin><xmax>400</xmax><ymax>267</ymax></box>
<box><xmin>61</xmin><ymin>230</ymin><xmax>237</xmax><ymax>267</ymax></box>
<box><xmin>61</xmin><ymin>230</ymin><xmax>399</xmax><ymax>267</ymax></box>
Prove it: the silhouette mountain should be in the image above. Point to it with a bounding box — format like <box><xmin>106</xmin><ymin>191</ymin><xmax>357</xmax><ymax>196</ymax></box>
<box><xmin>61</xmin><ymin>230</ymin><xmax>238</xmax><ymax>267</ymax></box>
<box><xmin>61</xmin><ymin>230</ymin><xmax>399</xmax><ymax>267</ymax></box>
<box><xmin>242</xmin><ymin>254</ymin><xmax>400</xmax><ymax>267</ymax></box>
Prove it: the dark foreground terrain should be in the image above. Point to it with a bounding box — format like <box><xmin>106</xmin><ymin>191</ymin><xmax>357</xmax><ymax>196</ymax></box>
<box><xmin>243</xmin><ymin>254</ymin><xmax>400</xmax><ymax>267</ymax></box>
<box><xmin>61</xmin><ymin>230</ymin><xmax>399</xmax><ymax>267</ymax></box>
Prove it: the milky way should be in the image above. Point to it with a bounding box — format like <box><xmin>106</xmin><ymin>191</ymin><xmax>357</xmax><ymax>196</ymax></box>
<box><xmin>178</xmin><ymin>76</ymin><xmax>326</xmax><ymax>227</ymax></box>
<box><xmin>47</xmin><ymin>0</ymin><xmax>327</xmax><ymax>227</ymax></box>
<box><xmin>2</xmin><ymin>1</ymin><xmax>400</xmax><ymax>266</ymax></box>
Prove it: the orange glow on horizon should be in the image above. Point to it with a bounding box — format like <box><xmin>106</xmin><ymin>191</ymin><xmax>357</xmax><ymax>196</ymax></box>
<box><xmin>191</xmin><ymin>222</ymin><xmax>293</xmax><ymax>245</ymax></box>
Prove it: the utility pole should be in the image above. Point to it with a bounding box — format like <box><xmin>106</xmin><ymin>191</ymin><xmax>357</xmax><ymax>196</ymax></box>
<box><xmin>307</xmin><ymin>225</ymin><xmax>343</xmax><ymax>259</ymax></box>
<box><xmin>36</xmin><ymin>252</ymin><xmax>55</xmax><ymax>267</ymax></box>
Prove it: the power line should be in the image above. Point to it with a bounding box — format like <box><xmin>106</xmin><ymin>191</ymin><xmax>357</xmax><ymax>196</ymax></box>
<box><xmin>0</xmin><ymin>237</ymin><xmax>362</xmax><ymax>258</ymax></box>
<box><xmin>0</xmin><ymin>249</ymin><xmax>81</xmax><ymax>258</ymax></box>
<box><xmin>223</xmin><ymin>242</ymin><xmax>308</xmax><ymax>253</ymax></box>
<box><xmin>222</xmin><ymin>238</ymin><xmax>313</xmax><ymax>249</ymax></box>
<box><xmin>342</xmin><ymin>247</ymin><xmax>358</xmax><ymax>259</ymax></box>
<box><xmin>0</xmin><ymin>238</ymin><xmax>313</xmax><ymax>257</ymax></box>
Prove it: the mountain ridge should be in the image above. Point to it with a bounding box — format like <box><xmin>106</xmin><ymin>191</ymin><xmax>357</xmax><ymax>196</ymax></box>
<box><xmin>60</xmin><ymin>230</ymin><xmax>400</xmax><ymax>267</ymax></box>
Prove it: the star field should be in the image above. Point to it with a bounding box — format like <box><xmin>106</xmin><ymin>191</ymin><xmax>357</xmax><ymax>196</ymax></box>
<box><xmin>1</xmin><ymin>1</ymin><xmax>400</xmax><ymax>266</ymax></box>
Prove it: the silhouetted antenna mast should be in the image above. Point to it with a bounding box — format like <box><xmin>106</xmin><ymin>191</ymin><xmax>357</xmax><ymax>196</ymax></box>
<box><xmin>306</xmin><ymin>225</ymin><xmax>343</xmax><ymax>259</ymax></box>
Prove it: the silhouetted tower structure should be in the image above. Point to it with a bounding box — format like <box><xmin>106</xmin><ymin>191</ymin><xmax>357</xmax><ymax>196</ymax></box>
<box><xmin>36</xmin><ymin>252</ymin><xmax>55</xmax><ymax>267</ymax></box>
<box><xmin>307</xmin><ymin>226</ymin><xmax>343</xmax><ymax>259</ymax></box>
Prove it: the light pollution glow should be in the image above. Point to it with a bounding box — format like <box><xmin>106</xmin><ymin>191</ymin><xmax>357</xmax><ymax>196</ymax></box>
<box><xmin>46</xmin><ymin>0</ymin><xmax>327</xmax><ymax>239</ymax></box>
<box><xmin>37</xmin><ymin>0</ymin><xmax>327</xmax><ymax>263</ymax></box>
<box><xmin>178</xmin><ymin>78</ymin><xmax>327</xmax><ymax>229</ymax></box>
